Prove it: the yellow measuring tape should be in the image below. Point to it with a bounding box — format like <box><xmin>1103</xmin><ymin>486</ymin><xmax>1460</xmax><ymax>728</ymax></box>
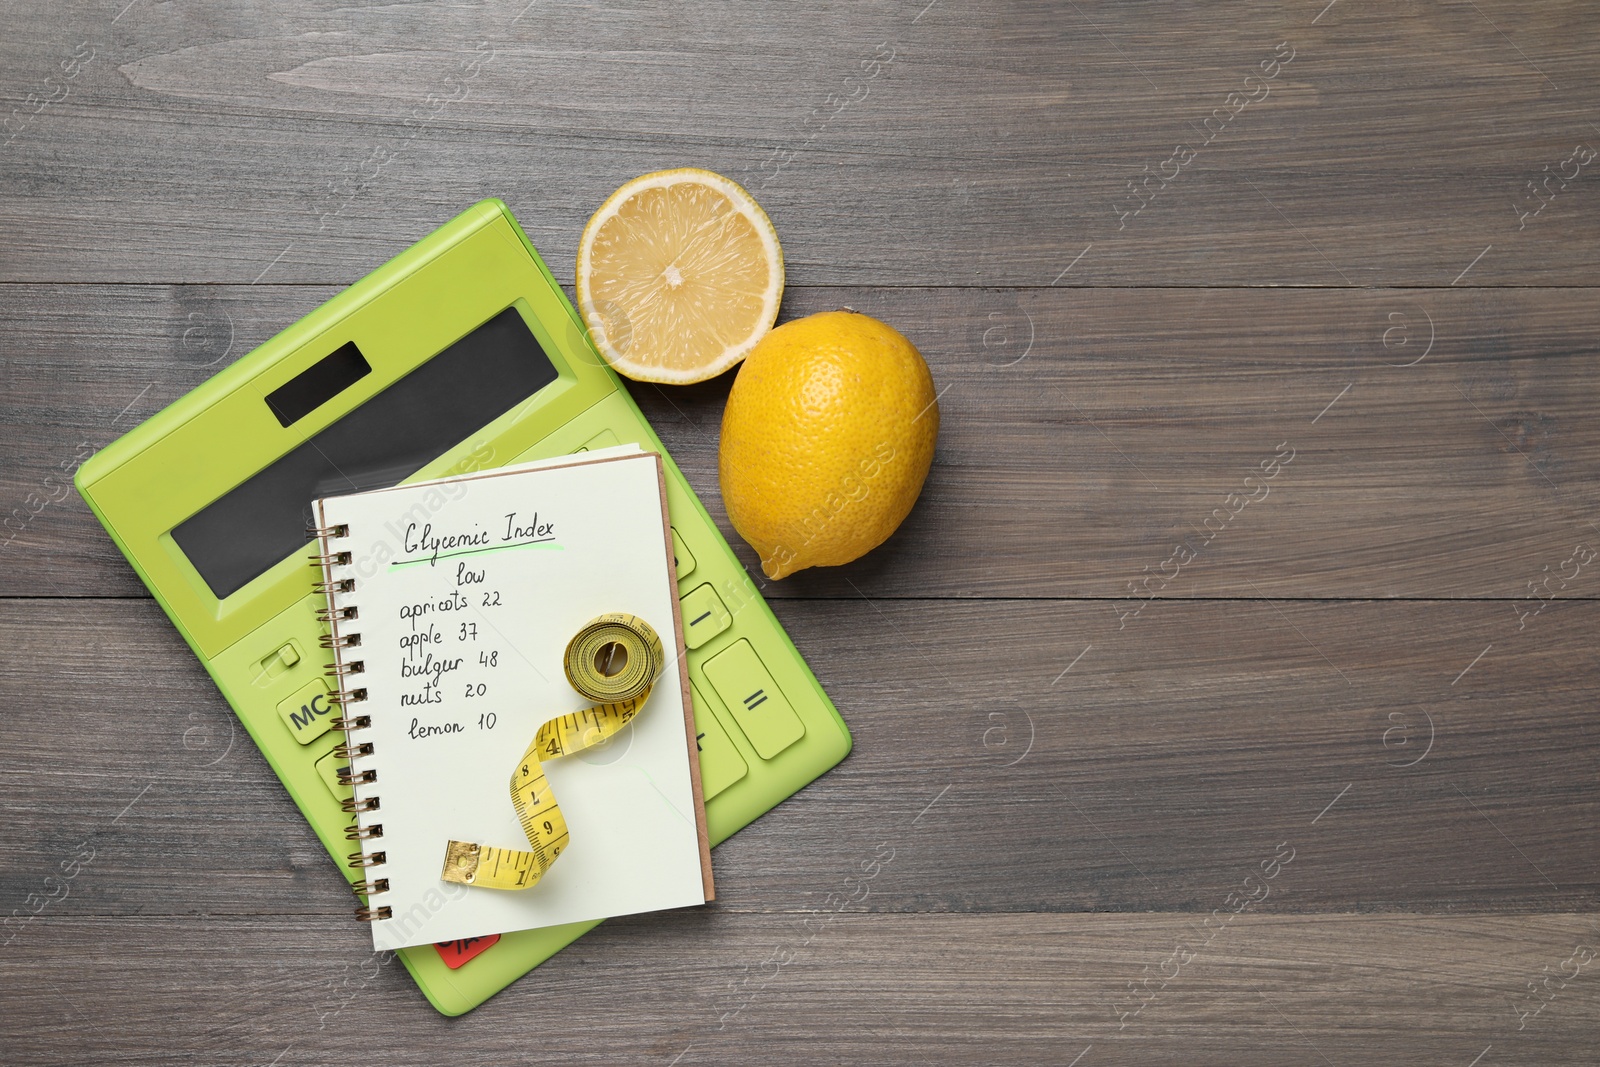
<box><xmin>440</xmin><ymin>613</ymin><xmax>664</xmax><ymax>892</ymax></box>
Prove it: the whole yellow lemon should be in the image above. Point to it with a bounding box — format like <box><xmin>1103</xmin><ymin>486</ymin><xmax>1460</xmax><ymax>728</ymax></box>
<box><xmin>719</xmin><ymin>310</ymin><xmax>939</xmax><ymax>579</ymax></box>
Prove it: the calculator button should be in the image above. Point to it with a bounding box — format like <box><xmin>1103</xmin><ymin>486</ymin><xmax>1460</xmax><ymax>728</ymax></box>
<box><xmin>690</xmin><ymin>683</ymin><xmax>747</xmax><ymax>801</ymax></box>
<box><xmin>436</xmin><ymin>934</ymin><xmax>500</xmax><ymax>969</ymax></box>
<box><xmin>252</xmin><ymin>640</ymin><xmax>302</xmax><ymax>686</ymax></box>
<box><xmin>702</xmin><ymin>640</ymin><xmax>805</xmax><ymax>760</ymax></box>
<box><xmin>679</xmin><ymin>583</ymin><xmax>731</xmax><ymax>649</ymax></box>
<box><xmin>670</xmin><ymin>527</ymin><xmax>696</xmax><ymax>580</ymax></box>
<box><xmin>277</xmin><ymin>679</ymin><xmax>336</xmax><ymax>745</ymax></box>
<box><xmin>313</xmin><ymin>748</ymin><xmax>353</xmax><ymax>804</ymax></box>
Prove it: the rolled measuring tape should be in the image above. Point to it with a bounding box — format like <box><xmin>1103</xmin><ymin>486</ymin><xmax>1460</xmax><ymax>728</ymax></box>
<box><xmin>440</xmin><ymin>613</ymin><xmax>664</xmax><ymax>891</ymax></box>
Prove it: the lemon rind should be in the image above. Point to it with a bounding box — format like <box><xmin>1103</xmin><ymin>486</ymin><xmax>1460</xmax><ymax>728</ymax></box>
<box><xmin>575</xmin><ymin>167</ymin><xmax>785</xmax><ymax>385</ymax></box>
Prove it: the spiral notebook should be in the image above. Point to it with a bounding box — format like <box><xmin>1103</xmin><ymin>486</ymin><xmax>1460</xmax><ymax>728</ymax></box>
<box><xmin>312</xmin><ymin>447</ymin><xmax>713</xmax><ymax>951</ymax></box>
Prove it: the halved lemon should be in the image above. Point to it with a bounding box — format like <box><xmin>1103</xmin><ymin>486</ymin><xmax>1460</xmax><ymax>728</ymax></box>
<box><xmin>576</xmin><ymin>168</ymin><xmax>784</xmax><ymax>384</ymax></box>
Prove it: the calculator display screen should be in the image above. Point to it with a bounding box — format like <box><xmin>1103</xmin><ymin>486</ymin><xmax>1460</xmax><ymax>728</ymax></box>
<box><xmin>172</xmin><ymin>306</ymin><xmax>560</xmax><ymax>599</ymax></box>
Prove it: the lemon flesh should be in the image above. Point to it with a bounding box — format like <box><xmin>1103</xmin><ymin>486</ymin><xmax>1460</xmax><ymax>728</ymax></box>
<box><xmin>719</xmin><ymin>311</ymin><xmax>939</xmax><ymax>579</ymax></box>
<box><xmin>577</xmin><ymin>168</ymin><xmax>784</xmax><ymax>384</ymax></box>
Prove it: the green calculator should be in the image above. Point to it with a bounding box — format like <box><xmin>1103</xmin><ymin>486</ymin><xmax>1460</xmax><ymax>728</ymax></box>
<box><xmin>74</xmin><ymin>200</ymin><xmax>852</xmax><ymax>1015</ymax></box>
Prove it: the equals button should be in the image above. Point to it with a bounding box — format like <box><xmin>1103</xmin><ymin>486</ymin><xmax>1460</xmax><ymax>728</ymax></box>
<box><xmin>702</xmin><ymin>639</ymin><xmax>805</xmax><ymax>761</ymax></box>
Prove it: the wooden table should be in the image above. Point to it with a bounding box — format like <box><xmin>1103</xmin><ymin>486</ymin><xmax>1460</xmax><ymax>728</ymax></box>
<box><xmin>4</xmin><ymin>2</ymin><xmax>1597</xmax><ymax>1063</ymax></box>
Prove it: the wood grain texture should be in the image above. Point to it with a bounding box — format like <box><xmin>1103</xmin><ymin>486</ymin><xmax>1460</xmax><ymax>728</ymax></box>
<box><xmin>2</xmin><ymin>2</ymin><xmax>1600</xmax><ymax>285</ymax></box>
<box><xmin>4</xmin><ymin>913</ymin><xmax>1597</xmax><ymax>1066</ymax></box>
<box><xmin>2</xmin><ymin>597</ymin><xmax>1595</xmax><ymax>921</ymax></box>
<box><xmin>6</xmin><ymin>284</ymin><xmax>1599</xmax><ymax>599</ymax></box>
<box><xmin>5</xmin><ymin>0</ymin><xmax>1600</xmax><ymax>1062</ymax></box>
<box><xmin>2</xmin><ymin>598</ymin><xmax>1594</xmax><ymax>920</ymax></box>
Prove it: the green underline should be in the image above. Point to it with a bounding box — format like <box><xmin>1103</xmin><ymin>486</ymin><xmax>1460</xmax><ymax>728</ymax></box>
<box><xmin>390</xmin><ymin>538</ymin><xmax>563</xmax><ymax>569</ymax></box>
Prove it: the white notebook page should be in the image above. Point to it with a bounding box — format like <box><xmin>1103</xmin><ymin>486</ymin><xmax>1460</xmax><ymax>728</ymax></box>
<box><xmin>317</xmin><ymin>448</ymin><xmax>708</xmax><ymax>951</ymax></box>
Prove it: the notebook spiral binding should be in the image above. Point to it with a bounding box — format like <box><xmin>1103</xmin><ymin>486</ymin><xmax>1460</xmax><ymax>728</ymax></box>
<box><xmin>309</xmin><ymin>521</ymin><xmax>390</xmax><ymax>923</ymax></box>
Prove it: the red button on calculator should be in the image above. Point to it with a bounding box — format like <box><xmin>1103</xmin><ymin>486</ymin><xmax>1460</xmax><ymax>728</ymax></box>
<box><xmin>435</xmin><ymin>934</ymin><xmax>500</xmax><ymax>969</ymax></box>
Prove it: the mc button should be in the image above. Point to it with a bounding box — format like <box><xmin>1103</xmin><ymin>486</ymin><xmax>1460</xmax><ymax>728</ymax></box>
<box><xmin>277</xmin><ymin>678</ymin><xmax>336</xmax><ymax>745</ymax></box>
